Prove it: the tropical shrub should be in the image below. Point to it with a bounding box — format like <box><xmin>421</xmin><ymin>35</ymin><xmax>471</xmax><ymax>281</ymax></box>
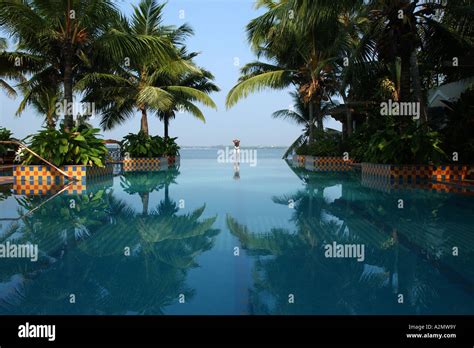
<box><xmin>122</xmin><ymin>132</ymin><xmax>164</xmax><ymax>158</ymax></box>
<box><xmin>358</xmin><ymin>121</ymin><xmax>446</xmax><ymax>165</ymax></box>
<box><xmin>121</xmin><ymin>132</ymin><xmax>180</xmax><ymax>158</ymax></box>
<box><xmin>163</xmin><ymin>137</ymin><xmax>180</xmax><ymax>157</ymax></box>
<box><xmin>295</xmin><ymin>130</ymin><xmax>342</xmax><ymax>157</ymax></box>
<box><xmin>22</xmin><ymin>128</ymin><xmax>107</xmax><ymax>167</ymax></box>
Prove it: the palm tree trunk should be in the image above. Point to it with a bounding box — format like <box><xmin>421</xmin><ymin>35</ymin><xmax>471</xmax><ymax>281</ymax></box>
<box><xmin>410</xmin><ymin>50</ymin><xmax>427</xmax><ymax>125</ymax></box>
<box><xmin>140</xmin><ymin>192</ymin><xmax>149</xmax><ymax>216</ymax></box>
<box><xmin>47</xmin><ymin>113</ymin><xmax>55</xmax><ymax>129</ymax></box>
<box><xmin>164</xmin><ymin>183</ymin><xmax>170</xmax><ymax>206</ymax></box>
<box><xmin>164</xmin><ymin>114</ymin><xmax>169</xmax><ymax>139</ymax></box>
<box><xmin>308</xmin><ymin>102</ymin><xmax>315</xmax><ymax>144</ymax></box>
<box><xmin>140</xmin><ymin>108</ymin><xmax>149</xmax><ymax>136</ymax></box>
<box><xmin>343</xmin><ymin>95</ymin><xmax>353</xmax><ymax>137</ymax></box>
<box><xmin>315</xmin><ymin>101</ymin><xmax>323</xmax><ymax>130</ymax></box>
<box><xmin>63</xmin><ymin>0</ymin><xmax>74</xmax><ymax>132</ymax></box>
<box><xmin>63</xmin><ymin>48</ymin><xmax>74</xmax><ymax>131</ymax></box>
<box><xmin>346</xmin><ymin>108</ymin><xmax>353</xmax><ymax>136</ymax></box>
<box><xmin>400</xmin><ymin>54</ymin><xmax>411</xmax><ymax>103</ymax></box>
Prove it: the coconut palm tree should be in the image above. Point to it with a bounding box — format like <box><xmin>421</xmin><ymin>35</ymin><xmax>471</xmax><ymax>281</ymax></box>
<box><xmin>0</xmin><ymin>36</ymin><xmax>23</xmax><ymax>98</ymax></box>
<box><xmin>365</xmin><ymin>0</ymin><xmax>474</xmax><ymax>124</ymax></box>
<box><xmin>156</xmin><ymin>65</ymin><xmax>219</xmax><ymax>139</ymax></box>
<box><xmin>273</xmin><ymin>91</ymin><xmax>336</xmax><ymax>158</ymax></box>
<box><xmin>273</xmin><ymin>92</ymin><xmax>310</xmax><ymax>158</ymax></box>
<box><xmin>15</xmin><ymin>85</ymin><xmax>61</xmax><ymax>129</ymax></box>
<box><xmin>79</xmin><ymin>0</ymin><xmax>217</xmax><ymax>136</ymax></box>
<box><xmin>0</xmin><ymin>0</ymin><xmax>177</xmax><ymax>131</ymax></box>
<box><xmin>226</xmin><ymin>0</ymin><xmax>363</xmax><ymax>142</ymax></box>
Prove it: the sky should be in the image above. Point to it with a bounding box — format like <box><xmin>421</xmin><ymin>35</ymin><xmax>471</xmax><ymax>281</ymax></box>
<box><xmin>0</xmin><ymin>0</ymin><xmax>341</xmax><ymax>147</ymax></box>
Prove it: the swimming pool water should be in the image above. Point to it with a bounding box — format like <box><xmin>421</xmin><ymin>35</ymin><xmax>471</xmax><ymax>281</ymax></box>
<box><xmin>0</xmin><ymin>149</ymin><xmax>473</xmax><ymax>315</ymax></box>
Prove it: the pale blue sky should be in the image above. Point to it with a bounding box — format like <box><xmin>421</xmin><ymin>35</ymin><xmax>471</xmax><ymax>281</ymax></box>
<box><xmin>0</xmin><ymin>0</ymin><xmax>341</xmax><ymax>146</ymax></box>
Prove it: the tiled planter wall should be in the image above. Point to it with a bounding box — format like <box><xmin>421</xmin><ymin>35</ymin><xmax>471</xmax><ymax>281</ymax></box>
<box><xmin>361</xmin><ymin>163</ymin><xmax>470</xmax><ymax>184</ymax></box>
<box><xmin>292</xmin><ymin>155</ymin><xmax>354</xmax><ymax>172</ymax></box>
<box><xmin>361</xmin><ymin>175</ymin><xmax>474</xmax><ymax>194</ymax></box>
<box><xmin>123</xmin><ymin>156</ymin><xmax>179</xmax><ymax>172</ymax></box>
<box><xmin>13</xmin><ymin>164</ymin><xmax>113</xmax><ymax>195</ymax></box>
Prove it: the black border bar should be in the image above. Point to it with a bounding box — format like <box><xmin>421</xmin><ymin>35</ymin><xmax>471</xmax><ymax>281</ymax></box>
<box><xmin>0</xmin><ymin>315</ymin><xmax>473</xmax><ymax>346</ymax></box>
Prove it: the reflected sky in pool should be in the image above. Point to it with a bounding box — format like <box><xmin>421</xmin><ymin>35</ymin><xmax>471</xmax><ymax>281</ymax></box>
<box><xmin>0</xmin><ymin>148</ymin><xmax>473</xmax><ymax>315</ymax></box>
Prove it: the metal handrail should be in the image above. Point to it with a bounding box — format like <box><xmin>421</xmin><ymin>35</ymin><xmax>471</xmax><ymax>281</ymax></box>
<box><xmin>0</xmin><ymin>140</ymin><xmax>78</xmax><ymax>181</ymax></box>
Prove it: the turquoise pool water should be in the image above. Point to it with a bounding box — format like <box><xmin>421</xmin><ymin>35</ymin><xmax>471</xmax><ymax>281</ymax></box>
<box><xmin>0</xmin><ymin>148</ymin><xmax>473</xmax><ymax>315</ymax></box>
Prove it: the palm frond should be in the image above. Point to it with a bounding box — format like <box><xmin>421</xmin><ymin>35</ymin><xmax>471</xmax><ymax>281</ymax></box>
<box><xmin>226</xmin><ymin>70</ymin><xmax>293</xmax><ymax>108</ymax></box>
<box><xmin>137</xmin><ymin>86</ymin><xmax>174</xmax><ymax>110</ymax></box>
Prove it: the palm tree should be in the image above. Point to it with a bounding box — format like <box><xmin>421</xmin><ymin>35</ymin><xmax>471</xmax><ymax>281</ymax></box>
<box><xmin>366</xmin><ymin>0</ymin><xmax>474</xmax><ymax>124</ymax></box>
<box><xmin>273</xmin><ymin>92</ymin><xmax>310</xmax><ymax>158</ymax></box>
<box><xmin>273</xmin><ymin>91</ymin><xmax>336</xmax><ymax>158</ymax></box>
<box><xmin>0</xmin><ymin>0</ymin><xmax>177</xmax><ymax>131</ymax></box>
<box><xmin>79</xmin><ymin>0</ymin><xmax>217</xmax><ymax>136</ymax></box>
<box><xmin>15</xmin><ymin>85</ymin><xmax>61</xmax><ymax>129</ymax></box>
<box><xmin>0</xmin><ymin>36</ymin><xmax>23</xmax><ymax>98</ymax></box>
<box><xmin>156</xmin><ymin>65</ymin><xmax>219</xmax><ymax>139</ymax></box>
<box><xmin>226</xmin><ymin>0</ymin><xmax>362</xmax><ymax>142</ymax></box>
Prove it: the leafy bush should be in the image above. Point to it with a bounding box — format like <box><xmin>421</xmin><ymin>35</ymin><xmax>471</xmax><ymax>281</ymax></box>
<box><xmin>22</xmin><ymin>128</ymin><xmax>108</xmax><ymax>167</ymax></box>
<box><xmin>121</xmin><ymin>132</ymin><xmax>180</xmax><ymax>158</ymax></box>
<box><xmin>163</xmin><ymin>136</ymin><xmax>180</xmax><ymax>157</ymax></box>
<box><xmin>296</xmin><ymin>130</ymin><xmax>342</xmax><ymax>157</ymax></box>
<box><xmin>354</xmin><ymin>120</ymin><xmax>446</xmax><ymax>164</ymax></box>
<box><xmin>121</xmin><ymin>132</ymin><xmax>163</xmax><ymax>158</ymax></box>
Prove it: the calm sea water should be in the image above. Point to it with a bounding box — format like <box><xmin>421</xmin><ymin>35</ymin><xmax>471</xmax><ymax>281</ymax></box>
<box><xmin>0</xmin><ymin>148</ymin><xmax>473</xmax><ymax>315</ymax></box>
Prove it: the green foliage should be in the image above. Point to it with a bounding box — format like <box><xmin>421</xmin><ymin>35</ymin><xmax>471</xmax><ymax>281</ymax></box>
<box><xmin>162</xmin><ymin>136</ymin><xmax>180</xmax><ymax>157</ymax></box>
<box><xmin>0</xmin><ymin>127</ymin><xmax>14</xmax><ymax>157</ymax></box>
<box><xmin>22</xmin><ymin>128</ymin><xmax>107</xmax><ymax>167</ymax></box>
<box><xmin>350</xmin><ymin>120</ymin><xmax>446</xmax><ymax>165</ymax></box>
<box><xmin>121</xmin><ymin>132</ymin><xmax>180</xmax><ymax>158</ymax></box>
<box><xmin>295</xmin><ymin>130</ymin><xmax>342</xmax><ymax>157</ymax></box>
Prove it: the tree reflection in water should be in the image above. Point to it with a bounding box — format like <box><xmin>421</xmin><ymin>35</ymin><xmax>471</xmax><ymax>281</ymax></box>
<box><xmin>226</xmin><ymin>162</ymin><xmax>473</xmax><ymax>315</ymax></box>
<box><xmin>0</xmin><ymin>169</ymin><xmax>219</xmax><ymax>314</ymax></box>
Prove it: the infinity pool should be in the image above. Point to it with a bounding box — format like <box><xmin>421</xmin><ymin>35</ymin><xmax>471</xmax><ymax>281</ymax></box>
<box><xmin>0</xmin><ymin>149</ymin><xmax>473</xmax><ymax>315</ymax></box>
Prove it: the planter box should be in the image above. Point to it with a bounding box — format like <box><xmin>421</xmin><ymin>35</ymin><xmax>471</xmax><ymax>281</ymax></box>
<box><xmin>293</xmin><ymin>155</ymin><xmax>353</xmax><ymax>172</ymax></box>
<box><xmin>361</xmin><ymin>163</ymin><xmax>471</xmax><ymax>184</ymax></box>
<box><xmin>13</xmin><ymin>164</ymin><xmax>113</xmax><ymax>195</ymax></box>
<box><xmin>123</xmin><ymin>156</ymin><xmax>179</xmax><ymax>172</ymax></box>
<box><xmin>14</xmin><ymin>164</ymin><xmax>113</xmax><ymax>184</ymax></box>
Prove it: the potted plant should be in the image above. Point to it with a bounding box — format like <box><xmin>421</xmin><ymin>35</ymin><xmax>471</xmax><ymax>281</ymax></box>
<box><xmin>121</xmin><ymin>132</ymin><xmax>180</xmax><ymax>171</ymax></box>
<box><xmin>294</xmin><ymin>130</ymin><xmax>353</xmax><ymax>171</ymax></box>
<box><xmin>15</xmin><ymin>127</ymin><xmax>112</xmax><ymax>189</ymax></box>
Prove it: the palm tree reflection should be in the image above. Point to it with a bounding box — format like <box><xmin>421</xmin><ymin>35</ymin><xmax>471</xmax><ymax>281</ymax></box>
<box><xmin>0</xmin><ymin>169</ymin><xmax>219</xmax><ymax>314</ymax></box>
<box><xmin>227</xmin><ymin>163</ymin><xmax>474</xmax><ymax>314</ymax></box>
